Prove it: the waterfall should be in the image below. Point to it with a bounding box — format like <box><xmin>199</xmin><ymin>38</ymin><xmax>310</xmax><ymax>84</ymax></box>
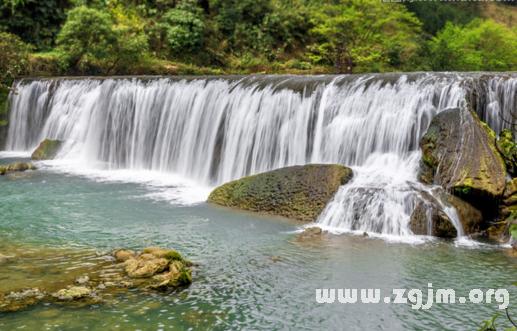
<box><xmin>5</xmin><ymin>73</ymin><xmax>517</xmax><ymax>236</ymax></box>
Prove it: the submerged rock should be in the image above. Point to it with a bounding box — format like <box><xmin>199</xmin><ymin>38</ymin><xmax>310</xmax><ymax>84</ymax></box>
<box><xmin>53</xmin><ymin>286</ymin><xmax>93</xmax><ymax>301</ymax></box>
<box><xmin>419</xmin><ymin>108</ymin><xmax>506</xmax><ymax>217</ymax></box>
<box><xmin>31</xmin><ymin>139</ymin><xmax>63</xmax><ymax>160</ymax></box>
<box><xmin>75</xmin><ymin>275</ymin><xmax>90</xmax><ymax>285</ymax></box>
<box><xmin>0</xmin><ymin>162</ymin><xmax>37</xmax><ymax>175</ymax></box>
<box><xmin>113</xmin><ymin>249</ymin><xmax>135</xmax><ymax>262</ymax></box>
<box><xmin>208</xmin><ymin>164</ymin><xmax>353</xmax><ymax>222</ymax></box>
<box><xmin>0</xmin><ymin>253</ymin><xmax>14</xmax><ymax>264</ymax></box>
<box><xmin>0</xmin><ymin>288</ymin><xmax>46</xmax><ymax>312</ymax></box>
<box><xmin>296</xmin><ymin>227</ymin><xmax>325</xmax><ymax>241</ymax></box>
<box><xmin>0</xmin><ymin>246</ymin><xmax>193</xmax><ymax>313</ymax></box>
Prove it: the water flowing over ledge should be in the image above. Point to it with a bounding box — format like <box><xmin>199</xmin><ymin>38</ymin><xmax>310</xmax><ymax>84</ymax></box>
<box><xmin>5</xmin><ymin>73</ymin><xmax>517</xmax><ymax>237</ymax></box>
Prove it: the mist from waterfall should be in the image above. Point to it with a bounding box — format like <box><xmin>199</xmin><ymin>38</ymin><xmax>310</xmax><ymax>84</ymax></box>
<box><xmin>5</xmin><ymin>73</ymin><xmax>517</xmax><ymax>237</ymax></box>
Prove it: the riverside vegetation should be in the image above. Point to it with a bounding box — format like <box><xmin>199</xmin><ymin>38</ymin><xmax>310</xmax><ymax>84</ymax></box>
<box><xmin>1</xmin><ymin>1</ymin><xmax>516</xmax><ymax>131</ymax></box>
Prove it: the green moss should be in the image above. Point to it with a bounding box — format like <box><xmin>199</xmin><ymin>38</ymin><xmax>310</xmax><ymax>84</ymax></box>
<box><xmin>496</xmin><ymin>129</ymin><xmax>517</xmax><ymax>177</ymax></box>
<box><xmin>163</xmin><ymin>250</ymin><xmax>183</xmax><ymax>262</ymax></box>
<box><xmin>174</xmin><ymin>268</ymin><xmax>192</xmax><ymax>287</ymax></box>
<box><xmin>419</xmin><ymin>108</ymin><xmax>506</xmax><ymax>218</ymax></box>
<box><xmin>208</xmin><ymin>164</ymin><xmax>353</xmax><ymax>222</ymax></box>
<box><xmin>479</xmin><ymin>119</ymin><xmax>497</xmax><ymax>140</ymax></box>
<box><xmin>454</xmin><ymin>185</ymin><xmax>472</xmax><ymax>195</ymax></box>
<box><xmin>31</xmin><ymin>139</ymin><xmax>63</xmax><ymax>160</ymax></box>
<box><xmin>509</xmin><ymin>223</ymin><xmax>517</xmax><ymax>239</ymax></box>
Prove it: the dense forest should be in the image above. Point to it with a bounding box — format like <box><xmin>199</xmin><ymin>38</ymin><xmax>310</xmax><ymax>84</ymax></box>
<box><xmin>1</xmin><ymin>0</ymin><xmax>517</xmax><ymax>88</ymax></box>
<box><xmin>2</xmin><ymin>0</ymin><xmax>515</xmax><ymax>145</ymax></box>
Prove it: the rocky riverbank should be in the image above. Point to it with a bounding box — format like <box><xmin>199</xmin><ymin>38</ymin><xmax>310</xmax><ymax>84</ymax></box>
<box><xmin>0</xmin><ymin>246</ymin><xmax>193</xmax><ymax>313</ymax></box>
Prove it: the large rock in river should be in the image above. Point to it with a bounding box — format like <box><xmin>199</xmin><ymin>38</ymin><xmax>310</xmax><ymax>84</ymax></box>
<box><xmin>31</xmin><ymin>139</ymin><xmax>63</xmax><ymax>160</ymax></box>
<box><xmin>419</xmin><ymin>108</ymin><xmax>506</xmax><ymax>217</ymax></box>
<box><xmin>207</xmin><ymin>164</ymin><xmax>353</xmax><ymax>222</ymax></box>
<box><xmin>409</xmin><ymin>190</ymin><xmax>483</xmax><ymax>237</ymax></box>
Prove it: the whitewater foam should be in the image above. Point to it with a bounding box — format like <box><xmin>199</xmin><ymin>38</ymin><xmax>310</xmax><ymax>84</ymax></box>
<box><xmin>4</xmin><ymin>74</ymin><xmax>517</xmax><ymax>237</ymax></box>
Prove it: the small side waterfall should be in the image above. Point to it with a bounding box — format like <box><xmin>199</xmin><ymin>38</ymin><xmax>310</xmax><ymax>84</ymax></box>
<box><xmin>5</xmin><ymin>73</ymin><xmax>517</xmax><ymax>237</ymax></box>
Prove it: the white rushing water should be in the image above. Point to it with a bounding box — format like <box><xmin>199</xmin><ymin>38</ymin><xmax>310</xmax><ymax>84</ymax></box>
<box><xmin>5</xmin><ymin>73</ymin><xmax>517</xmax><ymax>237</ymax></box>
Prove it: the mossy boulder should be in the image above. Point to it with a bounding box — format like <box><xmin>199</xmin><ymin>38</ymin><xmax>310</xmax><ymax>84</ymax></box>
<box><xmin>207</xmin><ymin>164</ymin><xmax>353</xmax><ymax>222</ymax></box>
<box><xmin>0</xmin><ymin>288</ymin><xmax>46</xmax><ymax>312</ymax></box>
<box><xmin>496</xmin><ymin>129</ymin><xmax>517</xmax><ymax>177</ymax></box>
<box><xmin>419</xmin><ymin>108</ymin><xmax>506</xmax><ymax>217</ymax></box>
<box><xmin>31</xmin><ymin>139</ymin><xmax>63</xmax><ymax>160</ymax></box>
<box><xmin>120</xmin><ymin>247</ymin><xmax>192</xmax><ymax>290</ymax></box>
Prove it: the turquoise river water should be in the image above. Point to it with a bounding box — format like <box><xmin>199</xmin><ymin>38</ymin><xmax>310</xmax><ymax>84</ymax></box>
<box><xmin>1</xmin><ymin>155</ymin><xmax>517</xmax><ymax>331</ymax></box>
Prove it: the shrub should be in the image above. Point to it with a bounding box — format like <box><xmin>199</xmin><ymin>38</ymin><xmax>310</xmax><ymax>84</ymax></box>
<box><xmin>56</xmin><ymin>5</ymin><xmax>148</xmax><ymax>74</ymax></box>
<box><xmin>0</xmin><ymin>31</ymin><xmax>31</xmax><ymax>90</ymax></box>
<box><xmin>161</xmin><ymin>1</ymin><xmax>205</xmax><ymax>55</ymax></box>
<box><xmin>308</xmin><ymin>0</ymin><xmax>422</xmax><ymax>73</ymax></box>
<box><xmin>428</xmin><ymin>19</ymin><xmax>517</xmax><ymax>71</ymax></box>
<box><xmin>29</xmin><ymin>50</ymin><xmax>70</xmax><ymax>76</ymax></box>
<box><xmin>56</xmin><ymin>6</ymin><xmax>117</xmax><ymax>72</ymax></box>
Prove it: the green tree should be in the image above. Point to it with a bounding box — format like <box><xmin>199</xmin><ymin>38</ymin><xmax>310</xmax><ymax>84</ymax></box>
<box><xmin>108</xmin><ymin>3</ymin><xmax>150</xmax><ymax>72</ymax></box>
<box><xmin>0</xmin><ymin>31</ymin><xmax>30</xmax><ymax>130</ymax></box>
<box><xmin>404</xmin><ymin>2</ymin><xmax>480</xmax><ymax>36</ymax></box>
<box><xmin>428</xmin><ymin>19</ymin><xmax>517</xmax><ymax>71</ymax></box>
<box><xmin>0</xmin><ymin>32</ymin><xmax>30</xmax><ymax>90</ymax></box>
<box><xmin>308</xmin><ymin>0</ymin><xmax>422</xmax><ymax>73</ymax></box>
<box><xmin>0</xmin><ymin>0</ymin><xmax>72</xmax><ymax>50</ymax></box>
<box><xmin>160</xmin><ymin>0</ymin><xmax>205</xmax><ymax>55</ymax></box>
<box><xmin>56</xmin><ymin>6</ymin><xmax>117</xmax><ymax>71</ymax></box>
<box><xmin>56</xmin><ymin>5</ymin><xmax>148</xmax><ymax>74</ymax></box>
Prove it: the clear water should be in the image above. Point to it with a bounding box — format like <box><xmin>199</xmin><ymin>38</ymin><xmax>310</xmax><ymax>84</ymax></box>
<box><xmin>1</xmin><ymin>156</ymin><xmax>517</xmax><ymax>330</ymax></box>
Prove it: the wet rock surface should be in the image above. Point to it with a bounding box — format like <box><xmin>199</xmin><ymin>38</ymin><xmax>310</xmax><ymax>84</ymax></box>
<box><xmin>409</xmin><ymin>190</ymin><xmax>482</xmax><ymax>238</ymax></box>
<box><xmin>0</xmin><ymin>162</ymin><xmax>36</xmax><ymax>176</ymax></box>
<box><xmin>410</xmin><ymin>197</ymin><xmax>457</xmax><ymax>238</ymax></box>
<box><xmin>419</xmin><ymin>108</ymin><xmax>506</xmax><ymax>218</ymax></box>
